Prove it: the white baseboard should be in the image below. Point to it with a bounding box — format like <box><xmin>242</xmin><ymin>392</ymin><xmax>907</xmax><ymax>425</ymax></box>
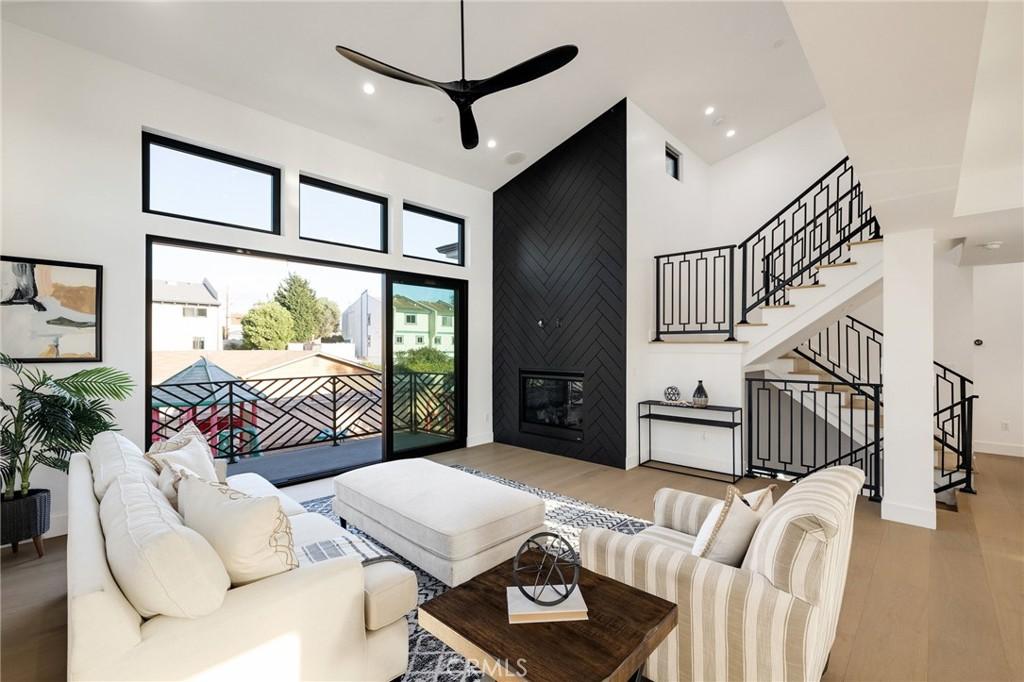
<box><xmin>44</xmin><ymin>512</ymin><xmax>68</xmax><ymax>539</ymax></box>
<box><xmin>975</xmin><ymin>441</ymin><xmax>1024</xmax><ymax>458</ymax></box>
<box><xmin>881</xmin><ymin>500</ymin><xmax>936</xmax><ymax>529</ymax></box>
<box><xmin>467</xmin><ymin>432</ymin><xmax>494</xmax><ymax>448</ymax></box>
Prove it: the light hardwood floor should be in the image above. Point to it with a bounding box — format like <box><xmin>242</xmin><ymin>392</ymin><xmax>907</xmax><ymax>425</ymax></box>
<box><xmin>2</xmin><ymin>445</ymin><xmax>1020</xmax><ymax>681</ymax></box>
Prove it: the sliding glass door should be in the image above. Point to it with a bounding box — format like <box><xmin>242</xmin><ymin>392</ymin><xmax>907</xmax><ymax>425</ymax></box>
<box><xmin>385</xmin><ymin>274</ymin><xmax>466</xmax><ymax>458</ymax></box>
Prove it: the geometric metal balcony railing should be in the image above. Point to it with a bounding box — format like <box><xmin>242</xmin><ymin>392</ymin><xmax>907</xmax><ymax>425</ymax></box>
<box><xmin>150</xmin><ymin>371</ymin><xmax>454</xmax><ymax>461</ymax></box>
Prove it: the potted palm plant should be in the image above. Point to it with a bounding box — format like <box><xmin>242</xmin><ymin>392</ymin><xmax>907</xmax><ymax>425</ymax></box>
<box><xmin>1</xmin><ymin>353</ymin><xmax>132</xmax><ymax>556</ymax></box>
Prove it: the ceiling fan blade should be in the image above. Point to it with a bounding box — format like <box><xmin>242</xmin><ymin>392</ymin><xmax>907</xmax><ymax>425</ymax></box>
<box><xmin>471</xmin><ymin>45</ymin><xmax>579</xmax><ymax>98</ymax></box>
<box><xmin>458</xmin><ymin>104</ymin><xmax>479</xmax><ymax>149</ymax></box>
<box><xmin>335</xmin><ymin>45</ymin><xmax>444</xmax><ymax>91</ymax></box>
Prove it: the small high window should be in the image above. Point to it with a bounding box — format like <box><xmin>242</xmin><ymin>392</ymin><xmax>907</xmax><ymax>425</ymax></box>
<box><xmin>192</xmin><ymin>337</ymin><xmax>205</xmax><ymax>350</ymax></box>
<box><xmin>396</xmin><ymin>336</ymin><xmax>404</xmax><ymax>345</ymax></box>
<box><xmin>143</xmin><ymin>132</ymin><xmax>280</xmax><ymax>233</ymax></box>
<box><xmin>403</xmin><ymin>204</ymin><xmax>464</xmax><ymax>266</ymax></box>
<box><xmin>416</xmin><ymin>336</ymin><xmax>425</xmax><ymax>344</ymax></box>
<box><xmin>299</xmin><ymin>175</ymin><xmax>387</xmax><ymax>252</ymax></box>
<box><xmin>405</xmin><ymin>314</ymin><xmax>417</xmax><ymax>324</ymax></box>
<box><xmin>665</xmin><ymin>145</ymin><xmax>681</xmax><ymax>180</ymax></box>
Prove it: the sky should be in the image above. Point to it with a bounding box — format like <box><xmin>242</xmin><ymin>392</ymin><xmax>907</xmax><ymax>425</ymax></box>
<box><xmin>152</xmin><ymin>244</ymin><xmax>383</xmax><ymax>318</ymax></box>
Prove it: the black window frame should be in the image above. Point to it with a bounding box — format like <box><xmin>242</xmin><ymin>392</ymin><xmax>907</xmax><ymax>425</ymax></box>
<box><xmin>298</xmin><ymin>174</ymin><xmax>389</xmax><ymax>253</ymax></box>
<box><xmin>404</xmin><ymin>314</ymin><xmax>417</xmax><ymax>324</ymax></box>
<box><xmin>402</xmin><ymin>203</ymin><xmax>466</xmax><ymax>267</ymax></box>
<box><xmin>665</xmin><ymin>144</ymin><xmax>681</xmax><ymax>180</ymax></box>
<box><xmin>142</xmin><ymin>131</ymin><xmax>282</xmax><ymax>235</ymax></box>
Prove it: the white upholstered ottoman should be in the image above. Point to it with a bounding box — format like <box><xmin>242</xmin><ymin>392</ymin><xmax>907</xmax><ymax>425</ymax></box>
<box><xmin>332</xmin><ymin>459</ymin><xmax>546</xmax><ymax>587</ymax></box>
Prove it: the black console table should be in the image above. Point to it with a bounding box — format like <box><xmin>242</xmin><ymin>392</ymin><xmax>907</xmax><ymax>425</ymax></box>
<box><xmin>637</xmin><ymin>400</ymin><xmax>742</xmax><ymax>484</ymax></box>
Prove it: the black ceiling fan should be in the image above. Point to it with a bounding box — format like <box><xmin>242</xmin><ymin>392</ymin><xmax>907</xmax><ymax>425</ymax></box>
<box><xmin>336</xmin><ymin>0</ymin><xmax>578</xmax><ymax>149</ymax></box>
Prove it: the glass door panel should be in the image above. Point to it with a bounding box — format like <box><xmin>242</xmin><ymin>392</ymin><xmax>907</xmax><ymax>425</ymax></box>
<box><xmin>387</xmin><ymin>277</ymin><xmax>465</xmax><ymax>457</ymax></box>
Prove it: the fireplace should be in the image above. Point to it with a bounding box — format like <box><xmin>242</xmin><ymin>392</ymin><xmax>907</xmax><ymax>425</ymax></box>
<box><xmin>519</xmin><ymin>370</ymin><xmax>584</xmax><ymax>442</ymax></box>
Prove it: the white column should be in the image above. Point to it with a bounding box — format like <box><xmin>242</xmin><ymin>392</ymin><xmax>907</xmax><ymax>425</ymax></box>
<box><xmin>882</xmin><ymin>228</ymin><xmax>937</xmax><ymax>528</ymax></box>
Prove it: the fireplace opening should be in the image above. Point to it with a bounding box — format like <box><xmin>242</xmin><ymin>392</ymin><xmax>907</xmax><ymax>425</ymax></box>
<box><xmin>519</xmin><ymin>370</ymin><xmax>584</xmax><ymax>442</ymax></box>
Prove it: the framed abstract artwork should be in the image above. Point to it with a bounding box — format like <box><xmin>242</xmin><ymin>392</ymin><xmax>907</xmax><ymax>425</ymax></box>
<box><xmin>1</xmin><ymin>256</ymin><xmax>103</xmax><ymax>362</ymax></box>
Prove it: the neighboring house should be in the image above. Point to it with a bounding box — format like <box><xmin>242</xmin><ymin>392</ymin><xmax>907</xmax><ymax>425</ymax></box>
<box><xmin>151</xmin><ymin>279</ymin><xmax>222</xmax><ymax>351</ymax></box>
<box><xmin>342</xmin><ymin>289</ymin><xmax>381</xmax><ymax>364</ymax></box>
<box><xmin>391</xmin><ymin>294</ymin><xmax>434</xmax><ymax>354</ymax></box>
<box><xmin>419</xmin><ymin>300</ymin><xmax>456</xmax><ymax>356</ymax></box>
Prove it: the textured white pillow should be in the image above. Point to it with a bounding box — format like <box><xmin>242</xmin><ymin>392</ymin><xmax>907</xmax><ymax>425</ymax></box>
<box><xmin>145</xmin><ymin>423</ymin><xmax>218</xmax><ymax>482</ymax></box>
<box><xmin>691</xmin><ymin>485</ymin><xmax>776</xmax><ymax>567</ymax></box>
<box><xmin>89</xmin><ymin>432</ymin><xmax>158</xmax><ymax>501</ymax></box>
<box><xmin>99</xmin><ymin>473</ymin><xmax>229</xmax><ymax>618</ymax></box>
<box><xmin>177</xmin><ymin>471</ymin><xmax>297</xmax><ymax>586</ymax></box>
<box><xmin>156</xmin><ymin>462</ymin><xmax>196</xmax><ymax>510</ymax></box>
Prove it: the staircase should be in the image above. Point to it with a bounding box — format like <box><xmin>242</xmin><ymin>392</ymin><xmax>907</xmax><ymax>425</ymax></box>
<box><xmin>652</xmin><ymin>157</ymin><xmax>976</xmax><ymax>500</ymax></box>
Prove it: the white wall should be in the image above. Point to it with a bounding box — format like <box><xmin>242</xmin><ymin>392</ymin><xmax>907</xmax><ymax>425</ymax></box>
<box><xmin>625</xmin><ymin>100</ymin><xmax>744</xmax><ymax>471</ymax></box>
<box><xmin>150</xmin><ymin>302</ymin><xmax>221</xmax><ymax>352</ymax></box>
<box><xmin>933</xmin><ymin>244</ymin><xmax>975</xmax><ymax>378</ymax></box>
<box><xmin>709</xmin><ymin>108</ymin><xmax>847</xmax><ymax>246</ymax></box>
<box><xmin>972</xmin><ymin>262</ymin><xmax>1024</xmax><ymax>456</ymax></box>
<box><xmin>1</xmin><ymin>23</ymin><xmax>493</xmax><ymax>536</ymax></box>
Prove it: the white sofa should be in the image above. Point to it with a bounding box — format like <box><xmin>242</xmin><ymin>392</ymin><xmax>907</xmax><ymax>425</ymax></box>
<box><xmin>67</xmin><ymin>448</ymin><xmax>417</xmax><ymax>681</ymax></box>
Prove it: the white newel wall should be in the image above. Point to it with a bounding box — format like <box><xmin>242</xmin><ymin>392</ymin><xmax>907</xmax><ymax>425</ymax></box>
<box><xmin>972</xmin><ymin>262</ymin><xmax>1024</xmax><ymax>457</ymax></box>
<box><xmin>882</xmin><ymin>229</ymin><xmax>937</xmax><ymax>529</ymax></box>
<box><xmin>1</xmin><ymin>24</ymin><xmax>494</xmax><ymax>537</ymax></box>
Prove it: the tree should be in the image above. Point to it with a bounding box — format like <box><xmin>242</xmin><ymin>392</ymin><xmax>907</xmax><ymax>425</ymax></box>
<box><xmin>317</xmin><ymin>298</ymin><xmax>341</xmax><ymax>339</ymax></box>
<box><xmin>241</xmin><ymin>302</ymin><xmax>294</xmax><ymax>350</ymax></box>
<box><xmin>394</xmin><ymin>346</ymin><xmax>454</xmax><ymax>374</ymax></box>
<box><xmin>274</xmin><ymin>274</ymin><xmax>322</xmax><ymax>343</ymax></box>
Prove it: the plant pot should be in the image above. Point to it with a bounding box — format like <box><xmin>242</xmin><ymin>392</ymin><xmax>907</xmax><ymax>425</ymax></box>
<box><xmin>1</xmin><ymin>489</ymin><xmax>51</xmax><ymax>556</ymax></box>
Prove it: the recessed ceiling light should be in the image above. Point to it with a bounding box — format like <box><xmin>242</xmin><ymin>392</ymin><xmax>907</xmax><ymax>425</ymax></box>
<box><xmin>982</xmin><ymin>240</ymin><xmax>1003</xmax><ymax>250</ymax></box>
<box><xmin>712</xmin><ymin>117</ymin><xmax>724</xmax><ymax>127</ymax></box>
<box><xmin>487</xmin><ymin>139</ymin><xmax>497</xmax><ymax>149</ymax></box>
<box><xmin>362</xmin><ymin>82</ymin><xmax>375</xmax><ymax>95</ymax></box>
<box><xmin>726</xmin><ymin>129</ymin><xmax>736</xmax><ymax>138</ymax></box>
<box><xmin>704</xmin><ymin>106</ymin><xmax>715</xmax><ymax>116</ymax></box>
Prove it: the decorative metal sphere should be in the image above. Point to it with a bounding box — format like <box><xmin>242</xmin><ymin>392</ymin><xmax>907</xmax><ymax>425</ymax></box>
<box><xmin>664</xmin><ymin>385</ymin><xmax>681</xmax><ymax>402</ymax></box>
<box><xmin>512</xmin><ymin>532</ymin><xmax>580</xmax><ymax>606</ymax></box>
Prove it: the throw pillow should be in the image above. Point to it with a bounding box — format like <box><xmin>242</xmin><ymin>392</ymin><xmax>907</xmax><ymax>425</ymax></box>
<box><xmin>145</xmin><ymin>423</ymin><xmax>218</xmax><ymax>482</ymax></box>
<box><xmin>743</xmin><ymin>511</ymin><xmax>838</xmax><ymax>604</ymax></box>
<box><xmin>99</xmin><ymin>472</ymin><xmax>229</xmax><ymax>618</ymax></box>
<box><xmin>156</xmin><ymin>462</ymin><xmax>196</xmax><ymax>510</ymax></box>
<box><xmin>177</xmin><ymin>471</ymin><xmax>297</xmax><ymax>586</ymax></box>
<box><xmin>690</xmin><ymin>485</ymin><xmax>776</xmax><ymax>567</ymax></box>
<box><xmin>89</xmin><ymin>432</ymin><xmax>158</xmax><ymax>501</ymax></box>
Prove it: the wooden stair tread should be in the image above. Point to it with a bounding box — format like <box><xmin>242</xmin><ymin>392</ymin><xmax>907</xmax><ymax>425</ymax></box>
<box><xmin>816</xmin><ymin>261</ymin><xmax>858</xmax><ymax>270</ymax></box>
<box><xmin>761</xmin><ymin>304</ymin><xmax>795</xmax><ymax>309</ymax></box>
<box><xmin>786</xmin><ymin>283</ymin><xmax>826</xmax><ymax>291</ymax></box>
<box><xmin>849</xmin><ymin>238</ymin><xmax>883</xmax><ymax>247</ymax></box>
<box><xmin>737</xmin><ymin>322</ymin><xmax>768</xmax><ymax>327</ymax></box>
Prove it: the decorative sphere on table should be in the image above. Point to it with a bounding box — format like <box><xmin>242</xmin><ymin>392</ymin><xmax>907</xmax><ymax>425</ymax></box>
<box><xmin>512</xmin><ymin>532</ymin><xmax>580</xmax><ymax>606</ymax></box>
<box><xmin>663</xmin><ymin>385</ymin><xmax>681</xmax><ymax>402</ymax></box>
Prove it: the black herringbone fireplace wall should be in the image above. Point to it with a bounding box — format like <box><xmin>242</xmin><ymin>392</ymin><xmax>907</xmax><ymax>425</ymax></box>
<box><xmin>492</xmin><ymin>100</ymin><xmax>627</xmax><ymax>467</ymax></box>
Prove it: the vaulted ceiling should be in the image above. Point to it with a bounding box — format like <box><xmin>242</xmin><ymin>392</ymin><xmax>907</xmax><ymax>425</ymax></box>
<box><xmin>3</xmin><ymin>1</ymin><xmax>825</xmax><ymax>190</ymax></box>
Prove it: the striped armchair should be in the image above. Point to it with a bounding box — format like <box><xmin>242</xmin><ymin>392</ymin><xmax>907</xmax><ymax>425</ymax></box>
<box><xmin>581</xmin><ymin>466</ymin><xmax>864</xmax><ymax>682</ymax></box>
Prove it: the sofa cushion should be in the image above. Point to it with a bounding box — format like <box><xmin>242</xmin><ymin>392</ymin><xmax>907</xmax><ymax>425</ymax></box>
<box><xmin>89</xmin><ymin>432</ymin><xmax>158</xmax><ymax>501</ymax></box>
<box><xmin>690</xmin><ymin>486</ymin><xmax>773</xmax><ymax>567</ymax></box>
<box><xmin>99</xmin><ymin>473</ymin><xmax>229</xmax><ymax>618</ymax></box>
<box><xmin>226</xmin><ymin>472</ymin><xmax>307</xmax><ymax>516</ymax></box>
<box><xmin>636</xmin><ymin>525</ymin><xmax>697</xmax><ymax>553</ymax></box>
<box><xmin>145</xmin><ymin>423</ymin><xmax>218</xmax><ymax>483</ymax></box>
<box><xmin>333</xmin><ymin>459</ymin><xmax>545</xmax><ymax>561</ymax></box>
<box><xmin>177</xmin><ymin>472</ymin><xmax>297</xmax><ymax>586</ymax></box>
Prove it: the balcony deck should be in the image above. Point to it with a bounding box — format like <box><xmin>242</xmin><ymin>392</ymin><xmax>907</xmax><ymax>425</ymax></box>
<box><xmin>223</xmin><ymin>431</ymin><xmax>453</xmax><ymax>486</ymax></box>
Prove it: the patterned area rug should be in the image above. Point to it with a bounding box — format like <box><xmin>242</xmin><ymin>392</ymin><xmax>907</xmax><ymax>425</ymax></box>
<box><xmin>301</xmin><ymin>464</ymin><xmax>650</xmax><ymax>682</ymax></box>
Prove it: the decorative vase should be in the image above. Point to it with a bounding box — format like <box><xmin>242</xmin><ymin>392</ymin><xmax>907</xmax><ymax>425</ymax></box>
<box><xmin>1</xmin><ymin>488</ymin><xmax>51</xmax><ymax>556</ymax></box>
<box><xmin>692</xmin><ymin>380</ymin><xmax>709</xmax><ymax>408</ymax></box>
<box><xmin>663</xmin><ymin>385</ymin><xmax>681</xmax><ymax>402</ymax></box>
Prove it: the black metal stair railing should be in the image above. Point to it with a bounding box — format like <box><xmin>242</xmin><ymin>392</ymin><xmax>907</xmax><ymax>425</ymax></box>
<box><xmin>653</xmin><ymin>157</ymin><xmax>880</xmax><ymax>341</ymax></box>
<box><xmin>792</xmin><ymin>315</ymin><xmax>976</xmax><ymax>493</ymax></box>
<box><xmin>746</xmin><ymin>376</ymin><xmax>883</xmax><ymax>500</ymax></box>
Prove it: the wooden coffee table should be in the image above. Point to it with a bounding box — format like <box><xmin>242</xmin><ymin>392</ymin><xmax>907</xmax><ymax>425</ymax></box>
<box><xmin>418</xmin><ymin>557</ymin><xmax>677</xmax><ymax>681</ymax></box>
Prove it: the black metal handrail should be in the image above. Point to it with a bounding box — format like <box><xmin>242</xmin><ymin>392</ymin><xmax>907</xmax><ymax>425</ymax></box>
<box><xmin>653</xmin><ymin>157</ymin><xmax>880</xmax><ymax>340</ymax></box>
<box><xmin>934</xmin><ymin>395</ymin><xmax>977</xmax><ymax>494</ymax></box>
<box><xmin>150</xmin><ymin>370</ymin><xmax>455</xmax><ymax>460</ymax></box>
<box><xmin>746</xmin><ymin>376</ymin><xmax>882</xmax><ymax>500</ymax></box>
<box><xmin>654</xmin><ymin>244</ymin><xmax>736</xmax><ymax>340</ymax></box>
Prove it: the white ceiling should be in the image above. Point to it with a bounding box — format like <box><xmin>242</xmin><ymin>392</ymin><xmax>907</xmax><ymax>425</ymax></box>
<box><xmin>3</xmin><ymin>1</ymin><xmax>825</xmax><ymax>190</ymax></box>
<box><xmin>786</xmin><ymin>1</ymin><xmax>1024</xmax><ymax>263</ymax></box>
